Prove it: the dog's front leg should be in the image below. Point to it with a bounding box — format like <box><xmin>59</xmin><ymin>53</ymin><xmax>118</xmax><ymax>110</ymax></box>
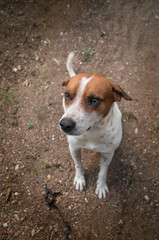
<box><xmin>69</xmin><ymin>144</ymin><xmax>86</xmax><ymax>191</ymax></box>
<box><xmin>95</xmin><ymin>151</ymin><xmax>114</xmax><ymax>199</ymax></box>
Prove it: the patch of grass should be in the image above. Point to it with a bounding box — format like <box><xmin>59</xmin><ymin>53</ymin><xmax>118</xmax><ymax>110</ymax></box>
<box><xmin>0</xmin><ymin>87</ymin><xmax>19</xmax><ymax>115</ymax></box>
<box><xmin>52</xmin><ymin>163</ymin><xmax>60</xmax><ymax>168</ymax></box>
<box><xmin>42</xmin><ymin>71</ymin><xmax>48</xmax><ymax>81</ymax></box>
<box><xmin>155</xmin><ymin>15</ymin><xmax>159</xmax><ymax>20</ymax></box>
<box><xmin>9</xmin><ymin>142</ymin><xmax>13</xmax><ymax>147</ymax></box>
<box><xmin>44</xmin><ymin>164</ymin><xmax>52</xmax><ymax>170</ymax></box>
<box><xmin>0</xmin><ymin>87</ymin><xmax>12</xmax><ymax>106</ymax></box>
<box><xmin>0</xmin><ymin>135</ymin><xmax>4</xmax><ymax>142</ymax></box>
<box><xmin>83</xmin><ymin>49</ymin><xmax>94</xmax><ymax>62</ymax></box>
<box><xmin>11</xmin><ymin>106</ymin><xmax>19</xmax><ymax>115</ymax></box>
<box><xmin>9</xmin><ymin>119</ymin><xmax>18</xmax><ymax>126</ymax></box>
<box><xmin>34</xmin><ymin>34</ymin><xmax>41</xmax><ymax>39</ymax></box>
<box><xmin>29</xmin><ymin>54</ymin><xmax>35</xmax><ymax>60</ymax></box>
<box><xmin>32</xmin><ymin>169</ymin><xmax>38</xmax><ymax>176</ymax></box>
<box><xmin>34</xmin><ymin>79</ymin><xmax>42</xmax><ymax>88</ymax></box>
<box><xmin>34</xmin><ymin>108</ymin><xmax>44</xmax><ymax>120</ymax></box>
<box><xmin>0</xmin><ymin>115</ymin><xmax>5</xmax><ymax>123</ymax></box>
<box><xmin>125</xmin><ymin>112</ymin><xmax>137</xmax><ymax>121</ymax></box>
<box><xmin>8</xmin><ymin>25</ymin><xmax>17</xmax><ymax>30</ymax></box>
<box><xmin>150</xmin><ymin>123</ymin><xmax>159</xmax><ymax>133</ymax></box>
<box><xmin>133</xmin><ymin>98</ymin><xmax>139</xmax><ymax>102</ymax></box>
<box><xmin>23</xmin><ymin>37</ymin><xmax>28</xmax><ymax>43</ymax></box>
<box><xmin>43</xmin><ymin>162</ymin><xmax>61</xmax><ymax>170</ymax></box>
<box><xmin>22</xmin><ymin>71</ymin><xmax>27</xmax><ymax>78</ymax></box>
<box><xmin>26</xmin><ymin>154</ymin><xmax>37</xmax><ymax>160</ymax></box>
<box><xmin>41</xmin><ymin>17</ymin><xmax>47</xmax><ymax>24</ymax></box>
<box><xmin>123</xmin><ymin>128</ymin><xmax>129</xmax><ymax>135</ymax></box>
<box><xmin>27</xmin><ymin>123</ymin><xmax>33</xmax><ymax>130</ymax></box>
<box><xmin>127</xmin><ymin>177</ymin><xmax>135</xmax><ymax>185</ymax></box>
<box><xmin>29</xmin><ymin>22</ymin><xmax>37</xmax><ymax>30</ymax></box>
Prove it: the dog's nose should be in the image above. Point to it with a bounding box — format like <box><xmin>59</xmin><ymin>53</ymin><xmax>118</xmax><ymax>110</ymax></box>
<box><xmin>60</xmin><ymin>118</ymin><xmax>76</xmax><ymax>133</ymax></box>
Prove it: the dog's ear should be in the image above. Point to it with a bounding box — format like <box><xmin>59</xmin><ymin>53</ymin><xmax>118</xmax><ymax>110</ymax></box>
<box><xmin>112</xmin><ymin>83</ymin><xmax>132</xmax><ymax>102</ymax></box>
<box><xmin>62</xmin><ymin>79</ymin><xmax>70</xmax><ymax>86</ymax></box>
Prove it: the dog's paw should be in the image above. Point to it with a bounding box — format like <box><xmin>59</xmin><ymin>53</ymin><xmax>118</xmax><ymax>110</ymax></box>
<box><xmin>95</xmin><ymin>184</ymin><xmax>109</xmax><ymax>199</ymax></box>
<box><xmin>74</xmin><ymin>175</ymin><xmax>86</xmax><ymax>191</ymax></box>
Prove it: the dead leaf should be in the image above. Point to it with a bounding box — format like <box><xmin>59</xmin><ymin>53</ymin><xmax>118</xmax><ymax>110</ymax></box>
<box><xmin>155</xmin><ymin>15</ymin><xmax>159</xmax><ymax>20</ymax></box>
<box><xmin>6</xmin><ymin>188</ymin><xmax>12</xmax><ymax>202</ymax></box>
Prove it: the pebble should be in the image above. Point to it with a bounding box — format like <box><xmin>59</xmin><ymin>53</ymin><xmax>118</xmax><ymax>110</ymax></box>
<box><xmin>31</xmin><ymin>229</ymin><xmax>35</xmax><ymax>237</ymax></box>
<box><xmin>3</xmin><ymin>223</ymin><xmax>8</xmax><ymax>228</ymax></box>
<box><xmin>14</xmin><ymin>214</ymin><xmax>20</xmax><ymax>221</ymax></box>
<box><xmin>47</xmin><ymin>174</ymin><xmax>51</xmax><ymax>180</ymax></box>
<box><xmin>135</xmin><ymin>128</ymin><xmax>138</xmax><ymax>134</ymax></box>
<box><xmin>13</xmin><ymin>68</ymin><xmax>18</xmax><ymax>72</ymax></box>
<box><xmin>17</xmin><ymin>65</ymin><xmax>22</xmax><ymax>71</ymax></box>
<box><xmin>144</xmin><ymin>195</ymin><xmax>150</xmax><ymax>202</ymax></box>
<box><xmin>15</xmin><ymin>164</ymin><xmax>19</xmax><ymax>171</ymax></box>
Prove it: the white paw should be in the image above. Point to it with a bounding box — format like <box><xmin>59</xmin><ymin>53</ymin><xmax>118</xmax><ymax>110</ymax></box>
<box><xmin>95</xmin><ymin>183</ymin><xmax>109</xmax><ymax>199</ymax></box>
<box><xmin>74</xmin><ymin>175</ymin><xmax>86</xmax><ymax>191</ymax></box>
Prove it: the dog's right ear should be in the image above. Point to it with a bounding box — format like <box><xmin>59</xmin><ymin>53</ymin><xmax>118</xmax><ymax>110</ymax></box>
<box><xmin>62</xmin><ymin>79</ymin><xmax>70</xmax><ymax>86</ymax></box>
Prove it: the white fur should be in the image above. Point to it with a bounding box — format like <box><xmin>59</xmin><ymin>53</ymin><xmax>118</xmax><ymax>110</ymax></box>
<box><xmin>60</xmin><ymin>53</ymin><xmax>123</xmax><ymax>199</ymax></box>
<box><xmin>66</xmin><ymin>52</ymin><xmax>76</xmax><ymax>77</ymax></box>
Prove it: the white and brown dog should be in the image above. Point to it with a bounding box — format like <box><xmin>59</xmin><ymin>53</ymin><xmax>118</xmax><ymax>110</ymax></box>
<box><xmin>59</xmin><ymin>53</ymin><xmax>132</xmax><ymax>199</ymax></box>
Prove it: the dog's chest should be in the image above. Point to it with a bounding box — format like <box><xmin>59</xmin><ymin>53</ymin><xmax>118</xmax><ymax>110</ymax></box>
<box><xmin>68</xmin><ymin>122</ymin><xmax>122</xmax><ymax>153</ymax></box>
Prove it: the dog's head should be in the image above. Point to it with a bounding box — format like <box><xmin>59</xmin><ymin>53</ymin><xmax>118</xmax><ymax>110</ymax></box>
<box><xmin>59</xmin><ymin>73</ymin><xmax>132</xmax><ymax>136</ymax></box>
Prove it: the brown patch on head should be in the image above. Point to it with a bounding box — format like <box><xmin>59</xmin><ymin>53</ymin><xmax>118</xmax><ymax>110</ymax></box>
<box><xmin>82</xmin><ymin>75</ymin><xmax>114</xmax><ymax>117</ymax></box>
<box><xmin>81</xmin><ymin>74</ymin><xmax>132</xmax><ymax>117</ymax></box>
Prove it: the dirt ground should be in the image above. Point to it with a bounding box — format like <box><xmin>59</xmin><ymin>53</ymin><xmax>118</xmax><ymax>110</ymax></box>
<box><xmin>0</xmin><ymin>0</ymin><xmax>159</xmax><ymax>239</ymax></box>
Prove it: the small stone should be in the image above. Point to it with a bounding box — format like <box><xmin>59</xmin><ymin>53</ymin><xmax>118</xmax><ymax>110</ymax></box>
<box><xmin>13</xmin><ymin>68</ymin><xmax>18</xmax><ymax>72</ymax></box>
<box><xmin>135</xmin><ymin>128</ymin><xmax>138</xmax><ymax>134</ymax></box>
<box><xmin>144</xmin><ymin>195</ymin><xmax>150</xmax><ymax>202</ymax></box>
<box><xmin>15</xmin><ymin>164</ymin><xmax>19</xmax><ymax>171</ymax></box>
<box><xmin>47</xmin><ymin>174</ymin><xmax>51</xmax><ymax>180</ymax></box>
<box><xmin>3</xmin><ymin>223</ymin><xmax>8</xmax><ymax>228</ymax></box>
<box><xmin>31</xmin><ymin>229</ymin><xmax>35</xmax><ymax>237</ymax></box>
<box><xmin>18</xmin><ymin>10</ymin><xmax>24</xmax><ymax>16</ymax></box>
<box><xmin>14</xmin><ymin>214</ymin><xmax>20</xmax><ymax>221</ymax></box>
<box><xmin>35</xmin><ymin>55</ymin><xmax>39</xmax><ymax>61</ymax></box>
<box><xmin>17</xmin><ymin>65</ymin><xmax>22</xmax><ymax>71</ymax></box>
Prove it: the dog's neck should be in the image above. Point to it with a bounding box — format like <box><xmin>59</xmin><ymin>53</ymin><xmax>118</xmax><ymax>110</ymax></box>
<box><xmin>93</xmin><ymin>103</ymin><xmax>115</xmax><ymax>129</ymax></box>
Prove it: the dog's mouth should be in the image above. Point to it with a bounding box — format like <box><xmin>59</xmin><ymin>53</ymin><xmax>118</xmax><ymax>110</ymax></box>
<box><xmin>61</xmin><ymin>126</ymin><xmax>92</xmax><ymax>136</ymax></box>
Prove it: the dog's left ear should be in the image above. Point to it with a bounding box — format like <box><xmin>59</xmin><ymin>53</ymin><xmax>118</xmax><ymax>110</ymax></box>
<box><xmin>112</xmin><ymin>83</ymin><xmax>132</xmax><ymax>102</ymax></box>
<box><xmin>62</xmin><ymin>79</ymin><xmax>70</xmax><ymax>86</ymax></box>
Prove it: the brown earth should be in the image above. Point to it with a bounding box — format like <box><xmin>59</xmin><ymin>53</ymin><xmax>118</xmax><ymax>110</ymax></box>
<box><xmin>0</xmin><ymin>0</ymin><xmax>159</xmax><ymax>239</ymax></box>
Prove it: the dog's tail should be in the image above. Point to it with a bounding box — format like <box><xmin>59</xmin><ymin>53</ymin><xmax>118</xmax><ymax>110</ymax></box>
<box><xmin>66</xmin><ymin>52</ymin><xmax>76</xmax><ymax>77</ymax></box>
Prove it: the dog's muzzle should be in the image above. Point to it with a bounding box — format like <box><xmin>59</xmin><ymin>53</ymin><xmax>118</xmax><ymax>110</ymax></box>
<box><xmin>60</xmin><ymin>118</ymin><xmax>76</xmax><ymax>133</ymax></box>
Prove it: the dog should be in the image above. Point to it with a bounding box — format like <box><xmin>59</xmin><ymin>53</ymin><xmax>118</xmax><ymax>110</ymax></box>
<box><xmin>59</xmin><ymin>53</ymin><xmax>132</xmax><ymax>199</ymax></box>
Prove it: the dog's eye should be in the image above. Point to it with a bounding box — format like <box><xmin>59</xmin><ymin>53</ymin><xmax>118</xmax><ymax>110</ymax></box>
<box><xmin>87</xmin><ymin>97</ymin><xmax>101</xmax><ymax>106</ymax></box>
<box><xmin>64</xmin><ymin>92</ymin><xmax>72</xmax><ymax>102</ymax></box>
